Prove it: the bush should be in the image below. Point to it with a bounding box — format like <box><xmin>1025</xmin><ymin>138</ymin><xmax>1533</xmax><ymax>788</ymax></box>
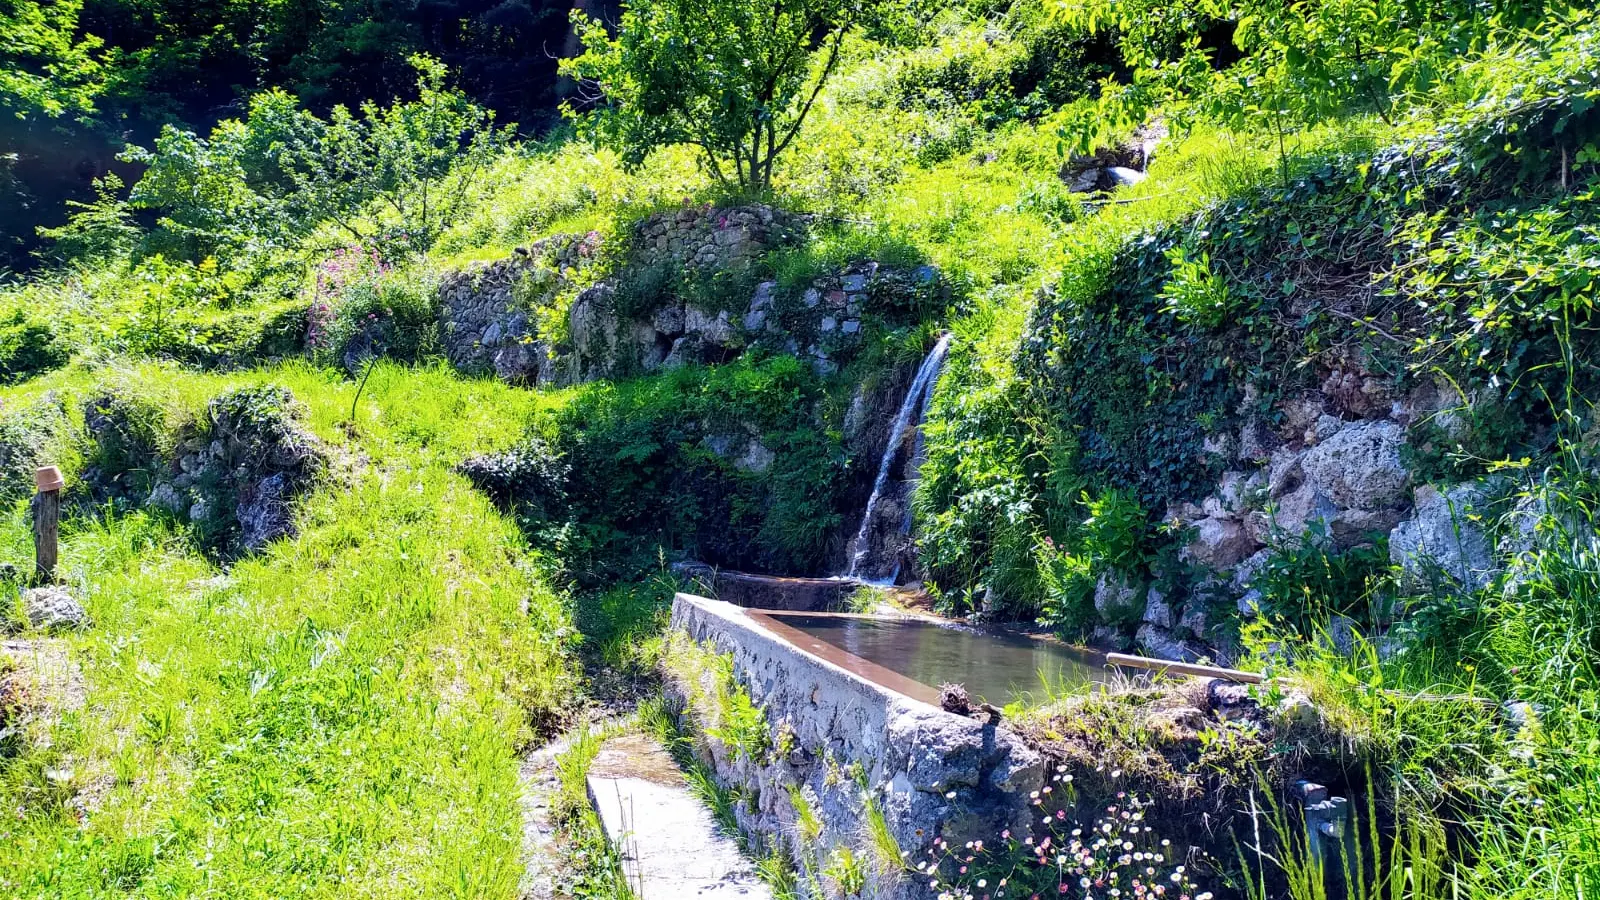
<box><xmin>549</xmin><ymin>354</ymin><xmax>850</xmax><ymax>580</ymax></box>
<box><xmin>0</xmin><ymin>310</ymin><xmax>68</xmax><ymax>384</ymax></box>
<box><xmin>457</xmin><ymin>437</ymin><xmax>570</xmax><ymax>525</ymax></box>
<box><xmin>1252</xmin><ymin>524</ymin><xmax>1393</xmax><ymax>634</ymax></box>
<box><xmin>308</xmin><ymin>248</ymin><xmax>440</xmax><ymax>371</ymax></box>
<box><xmin>1035</xmin><ymin>538</ymin><xmax>1095</xmax><ymax>634</ymax></box>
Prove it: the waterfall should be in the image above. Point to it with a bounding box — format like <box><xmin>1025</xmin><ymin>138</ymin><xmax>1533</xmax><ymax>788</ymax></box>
<box><xmin>845</xmin><ymin>333</ymin><xmax>952</xmax><ymax>582</ymax></box>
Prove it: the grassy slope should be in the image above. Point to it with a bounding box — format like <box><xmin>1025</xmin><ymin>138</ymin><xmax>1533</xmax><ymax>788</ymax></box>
<box><xmin>0</xmin><ymin>8</ymin><xmax>1595</xmax><ymax>900</ymax></box>
<box><xmin>0</xmin><ymin>362</ymin><xmax>577</xmax><ymax>899</ymax></box>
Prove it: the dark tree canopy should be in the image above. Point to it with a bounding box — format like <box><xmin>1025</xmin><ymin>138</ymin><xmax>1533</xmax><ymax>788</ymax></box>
<box><xmin>0</xmin><ymin>0</ymin><xmax>586</xmax><ymax>272</ymax></box>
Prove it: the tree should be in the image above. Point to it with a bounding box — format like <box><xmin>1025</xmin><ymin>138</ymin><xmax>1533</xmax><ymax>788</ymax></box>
<box><xmin>279</xmin><ymin>54</ymin><xmax>510</xmax><ymax>256</ymax></box>
<box><xmin>1</xmin><ymin>0</ymin><xmax>106</xmax><ymax>123</ymax></box>
<box><xmin>1</xmin><ymin>0</ymin><xmax>109</xmax><ymax>265</ymax></box>
<box><xmin>1053</xmin><ymin>0</ymin><xmax>1558</xmax><ymax>158</ymax></box>
<box><xmin>105</xmin><ymin>56</ymin><xmax>509</xmax><ymax>263</ymax></box>
<box><xmin>560</xmin><ymin>0</ymin><xmax>877</xmax><ymax>190</ymax></box>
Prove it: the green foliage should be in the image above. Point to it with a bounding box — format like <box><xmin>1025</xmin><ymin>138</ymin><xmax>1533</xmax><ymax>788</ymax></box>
<box><xmin>458</xmin><ymin>437</ymin><xmax>570</xmax><ymax>526</ymax></box>
<box><xmin>1159</xmin><ymin>245</ymin><xmax>1232</xmax><ymax>328</ymax></box>
<box><xmin>787</xmin><ymin>784</ymin><xmax>823</xmax><ymax>841</ymax></box>
<box><xmin>923</xmin><ymin>794</ymin><xmax>1207</xmax><ymax>900</ymax></box>
<box><xmin>823</xmin><ymin>845</ymin><xmax>868</xmax><ymax>897</ymax></box>
<box><xmin>0</xmin><ymin>395</ymin><xmax>74</xmax><ymax>502</ymax></box>
<box><xmin>705</xmin><ymin>656</ymin><xmax>772</xmax><ymax>763</ymax></box>
<box><xmin>1034</xmin><ymin>538</ymin><xmax>1095</xmax><ymax>634</ymax></box>
<box><xmin>1054</xmin><ymin>0</ymin><xmax>1560</xmax><ymax>157</ymax></box>
<box><xmin>1239</xmin><ymin>448</ymin><xmax>1600</xmax><ymax>898</ymax></box>
<box><xmin>0</xmin><ymin>310</ymin><xmax>67</xmax><ymax>384</ymax></box>
<box><xmin>550</xmin><ymin>355</ymin><xmax>848</xmax><ymax>579</ymax></box>
<box><xmin>0</xmin><ymin>0</ymin><xmax>105</xmax><ymax>123</ymax></box>
<box><xmin>662</xmin><ymin>634</ymin><xmax>771</xmax><ymax>763</ymax></box>
<box><xmin>551</xmin><ymin>725</ymin><xmax>636</xmax><ymax>900</ymax></box>
<box><xmin>914</xmin><ymin>302</ymin><xmax>1044</xmax><ymax>618</ymax></box>
<box><xmin>1080</xmin><ymin>486</ymin><xmax>1147</xmax><ymax>573</ymax></box>
<box><xmin>119</xmin><ymin>91</ymin><xmax>317</xmax><ymax>263</ymax></box>
<box><xmin>283</xmin><ymin>56</ymin><xmax>512</xmax><ymax>257</ymax></box>
<box><xmin>562</xmin><ymin>0</ymin><xmax>882</xmax><ymax>189</ymax></box>
<box><xmin>328</xmin><ymin>271</ymin><xmax>440</xmax><ymax>370</ymax></box>
<box><xmin>33</xmin><ymin>172</ymin><xmax>138</xmax><ymax>264</ymax></box>
<box><xmin>113</xmin><ymin>58</ymin><xmax>509</xmax><ymax>265</ymax></box>
<box><xmin>1253</xmin><ymin>525</ymin><xmax>1392</xmax><ymax>631</ymax></box>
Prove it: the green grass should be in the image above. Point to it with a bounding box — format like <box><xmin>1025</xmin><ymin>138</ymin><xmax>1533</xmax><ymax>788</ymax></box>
<box><xmin>0</xmin><ymin>360</ymin><xmax>579</xmax><ymax>898</ymax></box>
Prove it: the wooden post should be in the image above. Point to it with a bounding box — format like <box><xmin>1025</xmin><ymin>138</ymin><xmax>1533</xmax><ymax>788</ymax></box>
<box><xmin>33</xmin><ymin>465</ymin><xmax>63</xmax><ymax>585</ymax></box>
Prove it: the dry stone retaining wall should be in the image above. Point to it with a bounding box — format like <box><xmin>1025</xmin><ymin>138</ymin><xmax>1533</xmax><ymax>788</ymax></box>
<box><xmin>437</xmin><ymin>231</ymin><xmax>599</xmax><ymax>384</ymax></box>
<box><xmin>634</xmin><ymin>202</ymin><xmax>801</xmax><ymax>271</ymax></box>
<box><xmin>437</xmin><ymin>203</ymin><xmax>944</xmax><ymax>385</ymax></box>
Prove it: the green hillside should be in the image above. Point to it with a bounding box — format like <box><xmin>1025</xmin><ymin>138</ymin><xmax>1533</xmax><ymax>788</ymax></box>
<box><xmin>2</xmin><ymin>0</ymin><xmax>1599</xmax><ymax>897</ymax></box>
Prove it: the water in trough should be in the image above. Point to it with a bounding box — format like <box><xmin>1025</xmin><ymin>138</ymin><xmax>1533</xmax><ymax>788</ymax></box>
<box><xmin>752</xmin><ymin>611</ymin><xmax>1108</xmax><ymax>707</ymax></box>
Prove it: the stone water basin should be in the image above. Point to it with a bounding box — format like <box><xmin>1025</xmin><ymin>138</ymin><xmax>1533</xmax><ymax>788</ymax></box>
<box><xmin>669</xmin><ymin>594</ymin><xmax>1101</xmax><ymax>900</ymax></box>
<box><xmin>747</xmin><ymin>609</ymin><xmax>1108</xmax><ymax>708</ymax></box>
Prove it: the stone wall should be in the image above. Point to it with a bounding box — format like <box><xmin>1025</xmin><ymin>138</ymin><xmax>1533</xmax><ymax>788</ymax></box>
<box><xmin>1111</xmin><ymin>366</ymin><xmax>1509</xmax><ymax>663</ymax></box>
<box><xmin>437</xmin><ymin>231</ymin><xmax>599</xmax><ymax>384</ymax></box>
<box><xmin>568</xmin><ymin>257</ymin><xmax>941</xmax><ymax>382</ymax></box>
<box><xmin>635</xmin><ymin>202</ymin><xmax>801</xmax><ymax>271</ymax></box>
<box><xmin>668</xmin><ymin>595</ymin><xmax>1043</xmax><ymax>900</ymax></box>
<box><xmin>437</xmin><ymin>203</ymin><xmax>944</xmax><ymax>385</ymax></box>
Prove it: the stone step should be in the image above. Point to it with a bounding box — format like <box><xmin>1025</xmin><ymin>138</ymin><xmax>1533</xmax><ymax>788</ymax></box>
<box><xmin>586</xmin><ymin>733</ymin><xmax>771</xmax><ymax>900</ymax></box>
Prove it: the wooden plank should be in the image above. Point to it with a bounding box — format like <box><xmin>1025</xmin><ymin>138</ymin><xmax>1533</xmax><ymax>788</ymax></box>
<box><xmin>1105</xmin><ymin>652</ymin><xmax>1264</xmax><ymax>684</ymax></box>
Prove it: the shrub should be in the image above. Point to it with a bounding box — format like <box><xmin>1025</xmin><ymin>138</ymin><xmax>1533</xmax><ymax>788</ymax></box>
<box><xmin>1080</xmin><ymin>487</ymin><xmax>1148</xmax><ymax>574</ymax></box>
<box><xmin>1253</xmin><ymin>524</ymin><xmax>1392</xmax><ymax>633</ymax></box>
<box><xmin>1035</xmin><ymin>538</ymin><xmax>1095</xmax><ymax>635</ymax></box>
<box><xmin>457</xmin><ymin>437</ymin><xmax>570</xmax><ymax>525</ymax></box>
<box><xmin>552</xmin><ymin>354</ymin><xmax>849</xmax><ymax>579</ymax></box>
<box><xmin>308</xmin><ymin>247</ymin><xmax>440</xmax><ymax>371</ymax></box>
<box><xmin>0</xmin><ymin>310</ymin><xmax>68</xmax><ymax>384</ymax></box>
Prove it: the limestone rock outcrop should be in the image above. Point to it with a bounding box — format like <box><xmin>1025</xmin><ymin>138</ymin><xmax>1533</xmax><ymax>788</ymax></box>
<box><xmin>1105</xmin><ymin>369</ymin><xmax>1514</xmax><ymax>661</ymax></box>
<box><xmin>1390</xmin><ymin>481</ymin><xmax>1498</xmax><ymax>589</ymax></box>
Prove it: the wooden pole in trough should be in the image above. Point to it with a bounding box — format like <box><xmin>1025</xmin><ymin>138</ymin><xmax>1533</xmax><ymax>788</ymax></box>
<box><xmin>33</xmin><ymin>465</ymin><xmax>63</xmax><ymax>585</ymax></box>
<box><xmin>1105</xmin><ymin>651</ymin><xmax>1264</xmax><ymax>684</ymax></box>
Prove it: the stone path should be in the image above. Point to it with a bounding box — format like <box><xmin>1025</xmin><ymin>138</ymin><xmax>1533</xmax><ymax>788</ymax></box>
<box><xmin>585</xmin><ymin>733</ymin><xmax>771</xmax><ymax>900</ymax></box>
<box><xmin>517</xmin><ymin>738</ymin><xmax>566</xmax><ymax>900</ymax></box>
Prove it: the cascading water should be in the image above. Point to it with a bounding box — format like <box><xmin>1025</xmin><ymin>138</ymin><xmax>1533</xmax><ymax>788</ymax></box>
<box><xmin>844</xmin><ymin>333</ymin><xmax>952</xmax><ymax>583</ymax></box>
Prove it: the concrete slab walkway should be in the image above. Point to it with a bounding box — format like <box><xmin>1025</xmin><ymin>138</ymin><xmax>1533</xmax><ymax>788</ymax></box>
<box><xmin>586</xmin><ymin>733</ymin><xmax>771</xmax><ymax>900</ymax></box>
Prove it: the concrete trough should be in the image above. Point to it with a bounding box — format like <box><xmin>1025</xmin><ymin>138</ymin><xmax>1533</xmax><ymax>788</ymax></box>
<box><xmin>666</xmin><ymin>594</ymin><xmax>1054</xmax><ymax>900</ymax></box>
